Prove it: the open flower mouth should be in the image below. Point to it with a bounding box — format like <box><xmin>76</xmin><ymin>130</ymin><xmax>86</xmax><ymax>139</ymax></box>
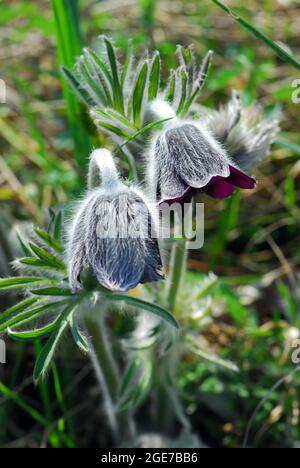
<box><xmin>204</xmin><ymin>165</ymin><xmax>256</xmax><ymax>199</ymax></box>
<box><xmin>158</xmin><ymin>157</ymin><xmax>257</xmax><ymax>205</ymax></box>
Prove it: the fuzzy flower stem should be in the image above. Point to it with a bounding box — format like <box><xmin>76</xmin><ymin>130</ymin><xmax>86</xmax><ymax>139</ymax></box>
<box><xmin>88</xmin><ymin>149</ymin><xmax>121</xmax><ymax>191</ymax></box>
<box><xmin>84</xmin><ymin>310</ymin><xmax>134</xmax><ymax>444</ymax></box>
<box><xmin>166</xmin><ymin>240</ymin><xmax>188</xmax><ymax>314</ymax></box>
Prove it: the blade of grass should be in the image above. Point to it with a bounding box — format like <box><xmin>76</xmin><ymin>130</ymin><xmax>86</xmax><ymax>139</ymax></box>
<box><xmin>211</xmin><ymin>0</ymin><xmax>300</xmax><ymax>71</ymax></box>
<box><xmin>51</xmin><ymin>0</ymin><xmax>91</xmax><ymax>168</ymax></box>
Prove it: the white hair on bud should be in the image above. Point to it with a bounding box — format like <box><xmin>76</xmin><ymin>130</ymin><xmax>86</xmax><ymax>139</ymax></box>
<box><xmin>144</xmin><ymin>99</ymin><xmax>178</xmax><ymax>129</ymax></box>
<box><xmin>88</xmin><ymin>148</ymin><xmax>121</xmax><ymax>192</ymax></box>
<box><xmin>66</xmin><ymin>148</ymin><xmax>164</xmax><ymax>292</ymax></box>
<box><xmin>201</xmin><ymin>91</ymin><xmax>280</xmax><ymax>172</ymax></box>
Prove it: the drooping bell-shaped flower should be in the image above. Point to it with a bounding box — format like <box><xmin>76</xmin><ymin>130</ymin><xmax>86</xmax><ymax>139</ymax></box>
<box><xmin>67</xmin><ymin>149</ymin><xmax>164</xmax><ymax>292</ymax></box>
<box><xmin>147</xmin><ymin>99</ymin><xmax>257</xmax><ymax>204</ymax></box>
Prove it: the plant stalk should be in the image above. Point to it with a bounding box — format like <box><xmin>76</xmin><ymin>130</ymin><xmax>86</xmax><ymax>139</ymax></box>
<box><xmin>166</xmin><ymin>240</ymin><xmax>188</xmax><ymax>314</ymax></box>
<box><xmin>84</xmin><ymin>309</ymin><xmax>134</xmax><ymax>444</ymax></box>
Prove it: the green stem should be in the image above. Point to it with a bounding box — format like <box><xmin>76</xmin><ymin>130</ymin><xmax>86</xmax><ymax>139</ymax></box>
<box><xmin>166</xmin><ymin>241</ymin><xmax>188</xmax><ymax>313</ymax></box>
<box><xmin>84</xmin><ymin>308</ymin><xmax>135</xmax><ymax>444</ymax></box>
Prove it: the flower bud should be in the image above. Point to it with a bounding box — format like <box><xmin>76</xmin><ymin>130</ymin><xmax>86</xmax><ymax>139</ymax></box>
<box><xmin>202</xmin><ymin>90</ymin><xmax>280</xmax><ymax>172</ymax></box>
<box><xmin>67</xmin><ymin>149</ymin><xmax>164</xmax><ymax>292</ymax></box>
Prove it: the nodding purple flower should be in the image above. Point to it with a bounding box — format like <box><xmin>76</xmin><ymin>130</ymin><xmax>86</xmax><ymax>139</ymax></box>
<box><xmin>67</xmin><ymin>149</ymin><xmax>164</xmax><ymax>293</ymax></box>
<box><xmin>147</xmin><ymin>100</ymin><xmax>257</xmax><ymax>204</ymax></box>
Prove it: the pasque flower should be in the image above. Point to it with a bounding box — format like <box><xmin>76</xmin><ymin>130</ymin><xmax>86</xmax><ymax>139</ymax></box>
<box><xmin>147</xmin><ymin>99</ymin><xmax>260</xmax><ymax>204</ymax></box>
<box><xmin>67</xmin><ymin>149</ymin><xmax>164</xmax><ymax>292</ymax></box>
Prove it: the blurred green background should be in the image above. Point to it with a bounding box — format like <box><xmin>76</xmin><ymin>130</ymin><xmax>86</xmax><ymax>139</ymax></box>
<box><xmin>1</xmin><ymin>0</ymin><xmax>300</xmax><ymax>448</ymax></box>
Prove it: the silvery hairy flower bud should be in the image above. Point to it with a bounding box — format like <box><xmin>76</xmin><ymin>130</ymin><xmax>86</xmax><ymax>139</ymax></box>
<box><xmin>67</xmin><ymin>149</ymin><xmax>164</xmax><ymax>293</ymax></box>
<box><xmin>202</xmin><ymin>90</ymin><xmax>280</xmax><ymax>172</ymax></box>
<box><xmin>146</xmin><ymin>99</ymin><xmax>256</xmax><ymax>204</ymax></box>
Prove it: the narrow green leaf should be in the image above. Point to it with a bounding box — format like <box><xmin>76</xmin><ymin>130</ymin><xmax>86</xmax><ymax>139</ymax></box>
<box><xmin>95</xmin><ymin>121</ymin><xmax>131</xmax><ymax>138</ymax></box>
<box><xmin>47</xmin><ymin>209</ymin><xmax>63</xmax><ymax>242</ymax></box>
<box><xmin>0</xmin><ymin>297</ymin><xmax>39</xmax><ymax>327</ymax></box>
<box><xmin>148</xmin><ymin>52</ymin><xmax>160</xmax><ymax>101</ymax></box>
<box><xmin>8</xmin><ymin>316</ymin><xmax>61</xmax><ymax>341</ymax></box>
<box><xmin>176</xmin><ymin>67</ymin><xmax>188</xmax><ymax>115</ymax></box>
<box><xmin>108</xmin><ymin>294</ymin><xmax>179</xmax><ymax>329</ymax></box>
<box><xmin>70</xmin><ymin>317</ymin><xmax>89</xmax><ymax>353</ymax></box>
<box><xmin>78</xmin><ymin>56</ymin><xmax>106</xmax><ymax>105</ymax></box>
<box><xmin>52</xmin><ymin>0</ymin><xmax>91</xmax><ymax>167</ymax></box>
<box><xmin>117</xmin><ymin>360</ymin><xmax>152</xmax><ymax>412</ymax></box>
<box><xmin>119</xmin><ymin>358</ymin><xmax>140</xmax><ymax>397</ymax></box>
<box><xmin>16</xmin><ymin>233</ymin><xmax>32</xmax><ymax>257</ymax></box>
<box><xmin>0</xmin><ymin>300</ymin><xmax>70</xmax><ymax>332</ymax></box>
<box><xmin>120</xmin><ymin>117</ymin><xmax>174</xmax><ymax>148</ymax></box>
<box><xmin>104</xmin><ymin>37</ymin><xmax>124</xmax><ymax>113</ymax></box>
<box><xmin>89</xmin><ymin>46</ymin><xmax>113</xmax><ymax>85</ymax></box>
<box><xmin>28</xmin><ymin>244</ymin><xmax>65</xmax><ymax>270</ymax></box>
<box><xmin>121</xmin><ymin>40</ymin><xmax>133</xmax><ymax>87</ymax></box>
<box><xmin>187</xmin><ymin>337</ymin><xmax>239</xmax><ymax>373</ymax></box>
<box><xmin>84</xmin><ymin>49</ymin><xmax>114</xmax><ymax>106</ymax></box>
<box><xmin>33</xmin><ymin>304</ymin><xmax>78</xmax><ymax>382</ymax></box>
<box><xmin>19</xmin><ymin>257</ymin><xmax>65</xmax><ymax>271</ymax></box>
<box><xmin>34</xmin><ymin>227</ymin><xmax>64</xmax><ymax>254</ymax></box>
<box><xmin>211</xmin><ymin>0</ymin><xmax>300</xmax><ymax>71</ymax></box>
<box><xmin>31</xmin><ymin>287</ymin><xmax>73</xmax><ymax>297</ymax></box>
<box><xmin>165</xmin><ymin>70</ymin><xmax>176</xmax><ymax>103</ymax></box>
<box><xmin>0</xmin><ymin>277</ymin><xmax>53</xmax><ymax>292</ymax></box>
<box><xmin>95</xmin><ymin>109</ymin><xmax>137</xmax><ymax>131</ymax></box>
<box><xmin>132</xmin><ymin>61</ymin><xmax>148</xmax><ymax>127</ymax></box>
<box><xmin>182</xmin><ymin>50</ymin><xmax>213</xmax><ymax>115</ymax></box>
<box><xmin>61</xmin><ymin>66</ymin><xmax>93</xmax><ymax>106</ymax></box>
<box><xmin>0</xmin><ymin>382</ymin><xmax>49</xmax><ymax>427</ymax></box>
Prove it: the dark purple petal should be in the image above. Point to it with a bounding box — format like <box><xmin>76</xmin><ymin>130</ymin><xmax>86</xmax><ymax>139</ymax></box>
<box><xmin>227</xmin><ymin>165</ymin><xmax>256</xmax><ymax>189</ymax></box>
<box><xmin>204</xmin><ymin>177</ymin><xmax>236</xmax><ymax>199</ymax></box>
